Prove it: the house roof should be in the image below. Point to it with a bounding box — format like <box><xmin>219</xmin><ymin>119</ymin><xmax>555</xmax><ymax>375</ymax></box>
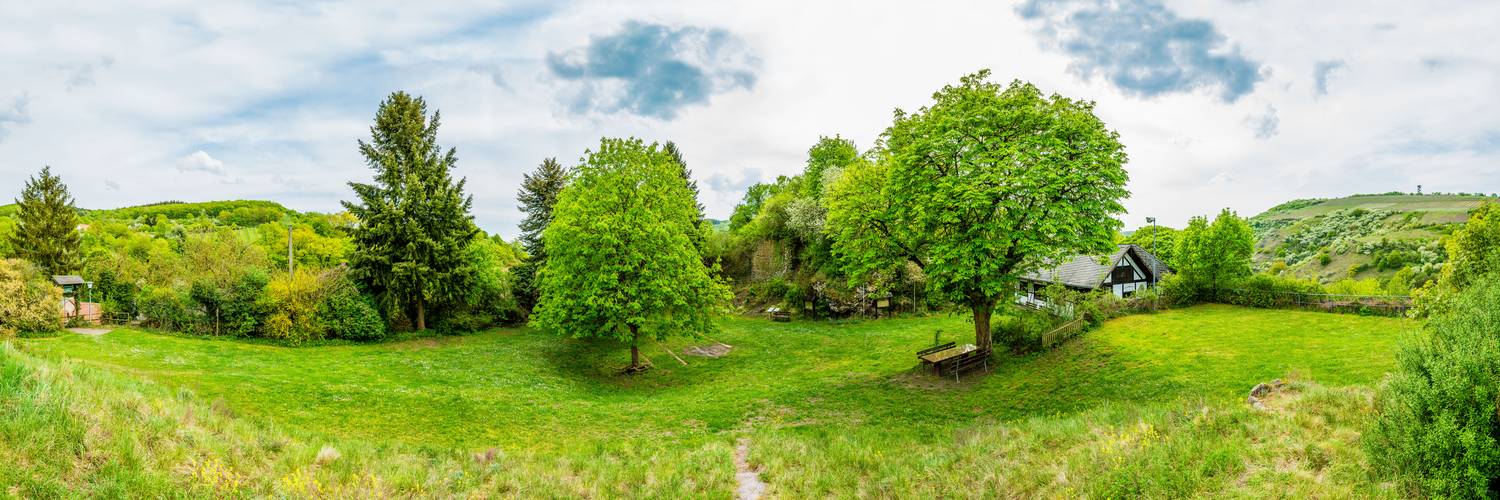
<box><xmin>1020</xmin><ymin>244</ymin><xmax>1171</xmax><ymax>289</ymax></box>
<box><xmin>52</xmin><ymin>275</ymin><xmax>85</xmax><ymax>286</ymax></box>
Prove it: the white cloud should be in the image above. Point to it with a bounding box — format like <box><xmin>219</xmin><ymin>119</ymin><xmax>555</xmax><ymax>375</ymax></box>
<box><xmin>1</xmin><ymin>0</ymin><xmax>1498</xmax><ymax>236</ymax></box>
<box><xmin>176</xmin><ymin>150</ymin><xmax>226</xmax><ymax>175</ymax></box>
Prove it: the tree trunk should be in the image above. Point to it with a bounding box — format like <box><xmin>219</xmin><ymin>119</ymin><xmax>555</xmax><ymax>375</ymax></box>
<box><xmin>971</xmin><ymin>299</ymin><xmax>995</xmax><ymax>352</ymax></box>
<box><xmin>629</xmin><ymin>324</ymin><xmax>641</xmax><ymax>368</ymax></box>
<box><xmin>415</xmin><ymin>298</ymin><xmax>426</xmax><ymax>331</ymax></box>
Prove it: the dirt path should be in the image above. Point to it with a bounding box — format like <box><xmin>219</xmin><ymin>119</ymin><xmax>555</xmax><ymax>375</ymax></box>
<box><xmin>66</xmin><ymin>327</ymin><xmax>113</xmax><ymax>336</ymax></box>
<box><xmin>735</xmin><ymin>438</ymin><xmax>766</xmax><ymax>499</ymax></box>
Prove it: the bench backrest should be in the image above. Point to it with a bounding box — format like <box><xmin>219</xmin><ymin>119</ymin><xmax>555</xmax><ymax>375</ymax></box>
<box><xmin>917</xmin><ymin>342</ymin><xmax>957</xmax><ymax>356</ymax></box>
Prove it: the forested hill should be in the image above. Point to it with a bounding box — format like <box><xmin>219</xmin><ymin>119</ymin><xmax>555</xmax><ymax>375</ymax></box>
<box><xmin>1</xmin><ymin>199</ymin><xmax>304</xmax><ymax>227</ymax></box>
<box><xmin>1248</xmin><ymin>192</ymin><xmax>1497</xmax><ymax>284</ymax></box>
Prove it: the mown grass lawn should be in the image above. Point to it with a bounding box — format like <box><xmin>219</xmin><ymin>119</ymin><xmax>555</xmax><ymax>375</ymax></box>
<box><xmin>11</xmin><ymin>304</ymin><xmax>1409</xmax><ymax>496</ymax></box>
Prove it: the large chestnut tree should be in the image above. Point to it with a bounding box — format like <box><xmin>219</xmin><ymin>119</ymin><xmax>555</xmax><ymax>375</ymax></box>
<box><xmin>827</xmin><ymin>70</ymin><xmax>1129</xmax><ymax>352</ymax></box>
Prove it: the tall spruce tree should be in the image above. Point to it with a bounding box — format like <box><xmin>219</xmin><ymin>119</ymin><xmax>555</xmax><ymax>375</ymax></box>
<box><xmin>663</xmin><ymin>141</ymin><xmax>707</xmax><ymax>252</ymax></box>
<box><xmin>513</xmin><ymin>157</ymin><xmax>568</xmax><ymax>313</ymax></box>
<box><xmin>343</xmin><ymin>92</ymin><xmax>478</xmax><ymax>330</ymax></box>
<box><xmin>10</xmin><ymin>166</ymin><xmax>82</xmax><ymax>274</ymax></box>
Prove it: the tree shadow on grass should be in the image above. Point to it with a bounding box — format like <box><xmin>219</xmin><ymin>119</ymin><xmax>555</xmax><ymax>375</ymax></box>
<box><xmin>535</xmin><ymin>335</ymin><xmax>729</xmax><ymax>392</ymax></box>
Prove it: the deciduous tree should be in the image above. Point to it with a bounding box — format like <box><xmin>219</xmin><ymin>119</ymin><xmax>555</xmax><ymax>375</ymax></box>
<box><xmin>802</xmin><ymin>135</ymin><xmax>859</xmax><ymax>200</ymax></box>
<box><xmin>1122</xmin><ymin>225</ymin><xmax>1180</xmax><ymax>267</ymax></box>
<box><xmin>827</xmin><ymin>71</ymin><xmax>1129</xmax><ymax>352</ymax></box>
<box><xmin>531</xmin><ymin>138</ymin><xmax>732</xmax><ymax>370</ymax></box>
<box><xmin>1175</xmin><ymin>209</ymin><xmax>1254</xmax><ymax>294</ymax></box>
<box><xmin>10</xmin><ymin>166</ymin><xmax>82</xmax><ymax>274</ymax></box>
<box><xmin>343</xmin><ymin>91</ymin><xmax>478</xmax><ymax>330</ymax></box>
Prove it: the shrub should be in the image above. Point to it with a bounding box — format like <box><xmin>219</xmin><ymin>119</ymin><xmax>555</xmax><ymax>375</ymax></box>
<box><xmin>261</xmin><ymin>270</ymin><xmax>324</xmax><ymax>344</ymax></box>
<box><xmin>0</xmin><ymin>258</ymin><xmax>62</xmax><ymax>337</ymax></box>
<box><xmin>994</xmin><ymin>307</ymin><xmax>1056</xmax><ymax>354</ymax></box>
<box><xmin>262</xmin><ymin>268</ymin><xmax>387</xmax><ymax>343</ymax></box>
<box><xmin>1153</xmin><ymin>273</ymin><xmax>1199</xmax><ymax>308</ymax></box>
<box><xmin>1326</xmin><ymin>278</ymin><xmax>1383</xmax><ymax>296</ymax></box>
<box><xmin>137</xmin><ymin>286</ymin><xmax>197</xmax><ymax>332</ymax></box>
<box><xmin>1367</xmin><ymin>274</ymin><xmax>1500</xmax><ymax>497</ymax></box>
<box><xmin>319</xmin><ymin>270</ymin><xmax>386</xmax><ymax>341</ymax></box>
<box><xmin>434</xmin><ymin>309</ymin><xmax>495</xmax><ymax>334</ymax></box>
<box><xmin>188</xmin><ymin>270</ymin><xmax>268</xmax><ymax>337</ymax></box>
<box><xmin>1222</xmin><ymin>274</ymin><xmax>1325</xmax><ymax>309</ymax></box>
<box><xmin>462</xmin><ymin>236</ymin><xmax>523</xmax><ymax>326</ymax></box>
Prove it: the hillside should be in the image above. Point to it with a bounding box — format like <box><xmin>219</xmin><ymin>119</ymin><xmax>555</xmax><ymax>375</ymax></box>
<box><xmin>1249</xmin><ymin>193</ymin><xmax>1496</xmax><ymax>283</ymax></box>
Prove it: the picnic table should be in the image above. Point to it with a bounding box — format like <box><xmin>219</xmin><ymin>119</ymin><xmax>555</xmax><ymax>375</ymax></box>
<box><xmin>919</xmin><ymin>343</ymin><xmax>977</xmax><ymax>364</ymax></box>
<box><xmin>916</xmin><ymin>343</ymin><xmax>990</xmax><ymax>379</ymax></box>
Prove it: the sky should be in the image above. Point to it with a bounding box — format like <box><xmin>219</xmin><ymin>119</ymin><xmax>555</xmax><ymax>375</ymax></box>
<box><xmin>2</xmin><ymin>0</ymin><xmax>1498</xmax><ymax>238</ymax></box>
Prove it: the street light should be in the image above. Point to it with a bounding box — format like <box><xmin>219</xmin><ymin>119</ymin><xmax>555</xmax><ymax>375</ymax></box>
<box><xmin>1145</xmin><ymin>217</ymin><xmax>1158</xmax><ymax>286</ymax></box>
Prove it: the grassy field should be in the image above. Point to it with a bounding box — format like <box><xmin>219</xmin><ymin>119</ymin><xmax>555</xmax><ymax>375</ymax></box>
<box><xmin>1260</xmin><ymin>194</ymin><xmax>1493</xmax><ymax>221</ymax></box>
<box><xmin>5</xmin><ymin>304</ymin><xmax>1409</xmax><ymax>497</ymax></box>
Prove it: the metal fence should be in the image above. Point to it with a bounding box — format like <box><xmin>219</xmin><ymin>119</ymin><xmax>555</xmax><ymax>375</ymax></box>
<box><xmin>1218</xmin><ymin>288</ymin><xmax>1413</xmax><ymax>317</ymax></box>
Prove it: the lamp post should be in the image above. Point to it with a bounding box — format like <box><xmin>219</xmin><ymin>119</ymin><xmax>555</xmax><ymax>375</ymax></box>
<box><xmin>1146</xmin><ymin>217</ymin><xmax>1158</xmax><ymax>286</ymax></box>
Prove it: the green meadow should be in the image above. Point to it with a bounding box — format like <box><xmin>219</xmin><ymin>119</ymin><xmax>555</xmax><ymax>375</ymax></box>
<box><xmin>2</xmin><ymin>304</ymin><xmax>1408</xmax><ymax>497</ymax></box>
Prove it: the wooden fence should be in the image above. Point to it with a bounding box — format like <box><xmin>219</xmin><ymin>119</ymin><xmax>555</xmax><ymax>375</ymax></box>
<box><xmin>1040</xmin><ymin>318</ymin><xmax>1086</xmax><ymax>348</ymax></box>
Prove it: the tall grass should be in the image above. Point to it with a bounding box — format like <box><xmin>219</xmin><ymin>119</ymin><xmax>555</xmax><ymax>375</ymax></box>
<box><xmin>0</xmin><ymin>342</ymin><xmax>733</xmax><ymax>497</ymax></box>
<box><xmin>750</xmin><ymin>381</ymin><xmax>1397</xmax><ymax>497</ymax></box>
<box><xmin>4</xmin><ymin>338</ymin><xmax>1398</xmax><ymax>497</ymax></box>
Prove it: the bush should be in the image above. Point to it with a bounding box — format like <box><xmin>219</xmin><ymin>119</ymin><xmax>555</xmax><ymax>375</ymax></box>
<box><xmin>137</xmin><ymin>286</ymin><xmax>197</xmax><ymax>332</ymax></box>
<box><xmin>434</xmin><ymin>309</ymin><xmax>496</xmax><ymax>334</ymax></box>
<box><xmin>994</xmin><ymin>307</ymin><xmax>1058</xmax><ymax>354</ymax></box>
<box><xmin>1367</xmin><ymin>274</ymin><xmax>1500</xmax><ymax>497</ymax></box>
<box><xmin>1221</xmin><ymin>274</ymin><xmax>1325</xmax><ymax>309</ymax></box>
<box><xmin>262</xmin><ymin>268</ymin><xmax>387</xmax><ymax>343</ymax></box>
<box><xmin>319</xmin><ymin>270</ymin><xmax>386</xmax><ymax>341</ymax></box>
<box><xmin>1153</xmin><ymin>273</ymin><xmax>1200</xmax><ymax>308</ymax></box>
<box><xmin>188</xmin><ymin>271</ymin><xmax>268</xmax><ymax>337</ymax></box>
<box><xmin>0</xmin><ymin>258</ymin><xmax>62</xmax><ymax>337</ymax></box>
<box><xmin>261</xmin><ymin>270</ymin><xmax>323</xmax><ymax>344</ymax></box>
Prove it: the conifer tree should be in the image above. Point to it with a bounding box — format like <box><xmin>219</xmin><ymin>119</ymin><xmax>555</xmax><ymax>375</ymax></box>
<box><xmin>343</xmin><ymin>92</ymin><xmax>478</xmax><ymax>330</ymax></box>
<box><xmin>663</xmin><ymin>141</ymin><xmax>707</xmax><ymax>252</ymax></box>
<box><xmin>513</xmin><ymin>157</ymin><xmax>568</xmax><ymax>313</ymax></box>
<box><xmin>10</xmin><ymin>166</ymin><xmax>82</xmax><ymax>274</ymax></box>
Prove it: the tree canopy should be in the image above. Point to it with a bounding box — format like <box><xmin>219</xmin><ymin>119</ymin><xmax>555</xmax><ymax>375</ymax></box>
<box><xmin>531</xmin><ymin>137</ymin><xmax>732</xmax><ymax>370</ymax></box>
<box><xmin>826</xmin><ymin>70</ymin><xmax>1129</xmax><ymax>351</ymax></box>
<box><xmin>10</xmin><ymin>166</ymin><xmax>82</xmax><ymax>274</ymax></box>
<box><xmin>1122</xmin><ymin>225</ymin><xmax>1180</xmax><ymax>268</ymax></box>
<box><xmin>342</xmin><ymin>91</ymin><xmax>478</xmax><ymax>330</ymax></box>
<box><xmin>1175</xmin><ymin>209</ymin><xmax>1254</xmax><ymax>294</ymax></box>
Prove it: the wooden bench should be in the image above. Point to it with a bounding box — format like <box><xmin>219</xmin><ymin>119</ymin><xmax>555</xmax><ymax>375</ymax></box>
<box><xmin>937</xmin><ymin>347</ymin><xmax>991</xmax><ymax>381</ymax></box>
<box><xmin>771</xmin><ymin>310</ymin><xmax>791</xmax><ymax>322</ymax></box>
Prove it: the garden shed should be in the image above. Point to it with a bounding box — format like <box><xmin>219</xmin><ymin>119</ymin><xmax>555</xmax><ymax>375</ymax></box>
<box><xmin>52</xmin><ymin>275</ymin><xmax>101</xmax><ymax>323</ymax></box>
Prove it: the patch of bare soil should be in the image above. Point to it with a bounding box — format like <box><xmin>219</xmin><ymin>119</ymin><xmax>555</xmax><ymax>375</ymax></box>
<box><xmin>683</xmin><ymin>342</ymin><xmax>733</xmax><ymax>358</ymax></box>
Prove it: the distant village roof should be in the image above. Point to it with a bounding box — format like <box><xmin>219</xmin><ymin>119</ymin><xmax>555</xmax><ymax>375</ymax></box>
<box><xmin>1021</xmin><ymin>244</ymin><xmax>1171</xmax><ymax>290</ymax></box>
<box><xmin>52</xmin><ymin>275</ymin><xmax>85</xmax><ymax>286</ymax></box>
